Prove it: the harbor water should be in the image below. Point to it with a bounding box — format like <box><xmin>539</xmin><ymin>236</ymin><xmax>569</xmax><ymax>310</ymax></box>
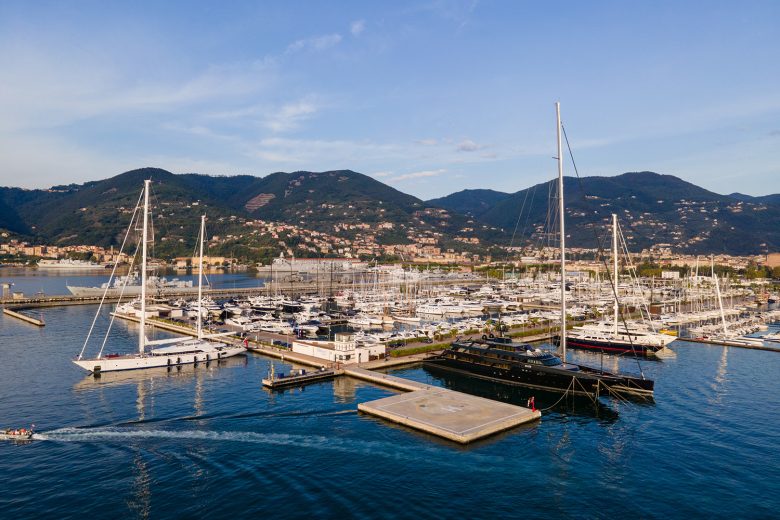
<box><xmin>1</xmin><ymin>273</ymin><xmax>779</xmax><ymax>518</ymax></box>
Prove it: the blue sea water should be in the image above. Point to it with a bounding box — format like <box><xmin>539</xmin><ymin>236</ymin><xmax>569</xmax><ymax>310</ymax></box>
<box><xmin>0</xmin><ymin>267</ymin><xmax>266</xmax><ymax>296</ymax></box>
<box><xmin>1</xmin><ymin>275</ymin><xmax>779</xmax><ymax>518</ymax></box>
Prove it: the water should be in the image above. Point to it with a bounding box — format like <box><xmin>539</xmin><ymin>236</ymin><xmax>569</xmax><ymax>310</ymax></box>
<box><xmin>1</xmin><ymin>295</ymin><xmax>779</xmax><ymax>517</ymax></box>
<box><xmin>0</xmin><ymin>267</ymin><xmax>266</xmax><ymax>296</ymax></box>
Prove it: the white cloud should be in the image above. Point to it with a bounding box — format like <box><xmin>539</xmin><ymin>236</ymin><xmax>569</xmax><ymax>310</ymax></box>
<box><xmin>456</xmin><ymin>139</ymin><xmax>485</xmax><ymax>152</ymax></box>
<box><xmin>264</xmin><ymin>98</ymin><xmax>320</xmax><ymax>132</ymax></box>
<box><xmin>0</xmin><ymin>48</ymin><xmax>276</xmax><ymax>134</ymax></box>
<box><xmin>389</xmin><ymin>169</ymin><xmax>446</xmax><ymax>182</ymax></box>
<box><xmin>415</xmin><ymin>138</ymin><xmax>439</xmax><ymax>146</ymax></box>
<box><xmin>287</xmin><ymin>33</ymin><xmax>342</xmax><ymax>53</ymax></box>
<box><xmin>372</xmin><ymin>171</ymin><xmax>392</xmax><ymax>177</ymax></box>
<box><xmin>351</xmin><ymin>20</ymin><xmax>366</xmax><ymax>36</ymax></box>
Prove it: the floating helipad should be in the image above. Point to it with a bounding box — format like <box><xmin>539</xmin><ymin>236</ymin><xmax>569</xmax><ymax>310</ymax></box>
<box><xmin>358</xmin><ymin>387</ymin><xmax>541</xmax><ymax>444</ymax></box>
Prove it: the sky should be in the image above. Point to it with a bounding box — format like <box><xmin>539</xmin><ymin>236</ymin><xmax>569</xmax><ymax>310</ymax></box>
<box><xmin>0</xmin><ymin>0</ymin><xmax>778</xmax><ymax>199</ymax></box>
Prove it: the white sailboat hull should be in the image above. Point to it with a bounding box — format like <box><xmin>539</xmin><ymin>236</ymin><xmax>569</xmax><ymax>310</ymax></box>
<box><xmin>73</xmin><ymin>344</ymin><xmax>245</xmax><ymax>373</ymax></box>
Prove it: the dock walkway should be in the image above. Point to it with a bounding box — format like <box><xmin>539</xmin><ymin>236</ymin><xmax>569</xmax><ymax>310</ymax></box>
<box><xmin>2</xmin><ymin>307</ymin><xmax>45</xmax><ymax>326</ymax></box>
<box><xmin>103</xmin><ymin>312</ymin><xmax>541</xmax><ymax>443</ymax></box>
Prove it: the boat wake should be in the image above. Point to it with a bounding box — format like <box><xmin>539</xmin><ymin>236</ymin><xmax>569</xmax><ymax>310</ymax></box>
<box><xmin>32</xmin><ymin>427</ymin><xmax>503</xmax><ymax>466</ymax></box>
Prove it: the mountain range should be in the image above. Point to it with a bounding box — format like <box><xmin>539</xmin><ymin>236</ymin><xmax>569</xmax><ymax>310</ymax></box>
<box><xmin>1</xmin><ymin>168</ymin><xmax>778</xmax><ymax>258</ymax></box>
<box><xmin>432</xmin><ymin>171</ymin><xmax>780</xmax><ymax>255</ymax></box>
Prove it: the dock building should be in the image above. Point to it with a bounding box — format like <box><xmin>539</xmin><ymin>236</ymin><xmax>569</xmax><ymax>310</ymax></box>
<box><xmin>292</xmin><ymin>333</ymin><xmax>385</xmax><ymax>364</ymax></box>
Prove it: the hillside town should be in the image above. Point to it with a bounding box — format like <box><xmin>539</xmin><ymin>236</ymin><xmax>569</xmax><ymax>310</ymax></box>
<box><xmin>3</xmin><ymin>227</ymin><xmax>779</xmax><ymax>277</ymax></box>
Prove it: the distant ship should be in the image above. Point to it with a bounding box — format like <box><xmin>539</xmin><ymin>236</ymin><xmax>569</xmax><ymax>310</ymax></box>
<box><xmin>67</xmin><ymin>272</ymin><xmax>206</xmax><ymax>297</ymax></box>
<box><xmin>37</xmin><ymin>259</ymin><xmax>105</xmax><ymax>270</ymax></box>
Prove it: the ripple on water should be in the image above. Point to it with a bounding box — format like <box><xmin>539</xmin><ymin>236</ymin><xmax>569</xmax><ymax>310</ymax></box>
<box><xmin>1</xmin><ymin>304</ymin><xmax>780</xmax><ymax>518</ymax></box>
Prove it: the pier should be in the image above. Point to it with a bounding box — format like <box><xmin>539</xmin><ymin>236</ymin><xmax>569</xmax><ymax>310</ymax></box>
<box><xmin>0</xmin><ymin>277</ymin><xmax>483</xmax><ymax>306</ymax></box>
<box><xmin>2</xmin><ymin>307</ymin><xmax>45</xmax><ymax>327</ymax></box>
<box><xmin>106</xmin><ymin>313</ymin><xmax>540</xmax><ymax>443</ymax></box>
<box><xmin>685</xmin><ymin>337</ymin><xmax>780</xmax><ymax>352</ymax></box>
<box><xmin>262</xmin><ymin>368</ymin><xmax>337</xmax><ymax>389</ymax></box>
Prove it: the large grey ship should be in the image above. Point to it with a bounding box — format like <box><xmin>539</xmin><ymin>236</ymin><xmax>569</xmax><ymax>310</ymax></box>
<box><xmin>67</xmin><ymin>272</ymin><xmax>206</xmax><ymax>297</ymax></box>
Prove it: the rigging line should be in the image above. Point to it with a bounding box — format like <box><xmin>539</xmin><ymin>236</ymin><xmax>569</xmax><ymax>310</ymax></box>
<box><xmin>572</xmin><ymin>376</ymin><xmax>599</xmax><ymax>406</ymax></box>
<box><xmin>97</xmin><ymin>239</ymin><xmax>141</xmax><ymax>359</ymax></box>
<box><xmin>78</xmin><ymin>188</ymin><xmax>144</xmax><ymax>360</ymax></box>
<box><xmin>521</xmin><ymin>183</ymin><xmax>541</xmax><ymax>253</ymax></box>
<box><xmin>619</xmin><ymin>223</ymin><xmax>655</xmax><ymax>328</ymax></box>
<box><xmin>509</xmin><ymin>182</ymin><xmax>533</xmax><ymax>249</ymax></box>
<box><xmin>561</xmin><ymin>123</ymin><xmax>646</xmax><ymax>375</ymax></box>
<box><xmin>540</xmin><ymin>377</ymin><xmax>576</xmax><ymax>411</ymax></box>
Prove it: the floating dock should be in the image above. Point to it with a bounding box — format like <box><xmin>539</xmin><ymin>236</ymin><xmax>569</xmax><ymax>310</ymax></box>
<box><xmin>111</xmin><ymin>313</ymin><xmax>541</xmax><ymax>443</ymax></box>
<box><xmin>262</xmin><ymin>368</ymin><xmax>336</xmax><ymax>389</ymax></box>
<box><xmin>347</xmin><ymin>367</ymin><xmax>541</xmax><ymax>443</ymax></box>
<box><xmin>358</xmin><ymin>388</ymin><xmax>541</xmax><ymax>444</ymax></box>
<box><xmin>2</xmin><ymin>307</ymin><xmax>45</xmax><ymax>326</ymax></box>
<box><xmin>685</xmin><ymin>337</ymin><xmax>779</xmax><ymax>352</ymax></box>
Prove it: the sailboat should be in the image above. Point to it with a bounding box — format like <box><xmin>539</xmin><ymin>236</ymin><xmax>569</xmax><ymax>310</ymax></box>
<box><xmin>73</xmin><ymin>180</ymin><xmax>245</xmax><ymax>374</ymax></box>
<box><xmin>561</xmin><ymin>214</ymin><xmax>675</xmax><ymax>356</ymax></box>
<box><xmin>705</xmin><ymin>257</ymin><xmax>765</xmax><ymax>347</ymax></box>
<box><xmin>425</xmin><ymin>103</ymin><xmax>654</xmax><ymax>398</ymax></box>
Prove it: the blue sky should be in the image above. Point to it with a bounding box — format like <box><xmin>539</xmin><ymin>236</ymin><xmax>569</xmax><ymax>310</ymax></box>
<box><xmin>0</xmin><ymin>0</ymin><xmax>778</xmax><ymax>199</ymax></box>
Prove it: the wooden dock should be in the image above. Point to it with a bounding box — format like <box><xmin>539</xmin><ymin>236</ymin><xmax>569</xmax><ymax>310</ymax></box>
<box><xmin>2</xmin><ymin>307</ymin><xmax>45</xmax><ymax>326</ymax></box>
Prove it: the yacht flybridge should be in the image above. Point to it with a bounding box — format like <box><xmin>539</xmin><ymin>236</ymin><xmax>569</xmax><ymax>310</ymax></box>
<box><xmin>73</xmin><ymin>180</ymin><xmax>244</xmax><ymax>374</ymax></box>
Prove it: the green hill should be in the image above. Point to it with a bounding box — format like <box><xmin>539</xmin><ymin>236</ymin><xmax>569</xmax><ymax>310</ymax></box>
<box><xmin>477</xmin><ymin>172</ymin><xmax>780</xmax><ymax>254</ymax></box>
<box><xmin>2</xmin><ymin>168</ymin><xmax>778</xmax><ymax>257</ymax></box>
<box><xmin>427</xmin><ymin>189</ymin><xmax>510</xmax><ymax>218</ymax></box>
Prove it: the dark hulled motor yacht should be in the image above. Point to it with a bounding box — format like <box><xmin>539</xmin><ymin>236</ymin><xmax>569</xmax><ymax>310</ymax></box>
<box><xmin>427</xmin><ymin>104</ymin><xmax>655</xmax><ymax>401</ymax></box>
<box><xmin>425</xmin><ymin>336</ymin><xmax>654</xmax><ymax>399</ymax></box>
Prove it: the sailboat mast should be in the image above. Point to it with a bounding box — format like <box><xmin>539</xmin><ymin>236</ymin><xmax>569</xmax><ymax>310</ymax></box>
<box><xmin>197</xmin><ymin>215</ymin><xmax>205</xmax><ymax>339</ymax></box>
<box><xmin>613</xmin><ymin>213</ymin><xmax>619</xmax><ymax>336</ymax></box>
<box><xmin>712</xmin><ymin>255</ymin><xmax>728</xmax><ymax>335</ymax></box>
<box><xmin>556</xmin><ymin>101</ymin><xmax>567</xmax><ymax>362</ymax></box>
<box><xmin>139</xmin><ymin>179</ymin><xmax>150</xmax><ymax>355</ymax></box>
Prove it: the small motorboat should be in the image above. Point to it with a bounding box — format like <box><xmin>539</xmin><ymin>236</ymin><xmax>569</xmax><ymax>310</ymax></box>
<box><xmin>1</xmin><ymin>425</ymin><xmax>34</xmax><ymax>440</ymax></box>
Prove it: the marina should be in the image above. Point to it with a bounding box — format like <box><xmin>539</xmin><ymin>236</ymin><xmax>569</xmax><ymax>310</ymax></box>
<box><xmin>114</xmin><ymin>309</ymin><xmax>540</xmax><ymax>443</ymax></box>
<box><xmin>1</xmin><ymin>299</ymin><xmax>778</xmax><ymax>518</ymax></box>
<box><xmin>1</xmin><ymin>2</ymin><xmax>779</xmax><ymax>517</ymax></box>
<box><xmin>0</xmin><ymin>110</ymin><xmax>778</xmax><ymax>510</ymax></box>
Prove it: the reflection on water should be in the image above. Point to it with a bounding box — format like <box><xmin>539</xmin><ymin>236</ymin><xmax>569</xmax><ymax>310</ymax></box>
<box><xmin>2</xmin><ymin>302</ymin><xmax>780</xmax><ymax>518</ymax></box>
<box><xmin>128</xmin><ymin>450</ymin><xmax>151</xmax><ymax>520</ymax></box>
<box><xmin>420</xmin><ymin>364</ymin><xmax>622</xmax><ymax>422</ymax></box>
<box><xmin>709</xmin><ymin>346</ymin><xmax>730</xmax><ymax>407</ymax></box>
<box><xmin>333</xmin><ymin>375</ymin><xmax>358</xmax><ymax>402</ymax></box>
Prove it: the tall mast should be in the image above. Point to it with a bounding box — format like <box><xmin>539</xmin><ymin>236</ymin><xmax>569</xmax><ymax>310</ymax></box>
<box><xmin>139</xmin><ymin>179</ymin><xmax>150</xmax><ymax>354</ymax></box>
<box><xmin>197</xmin><ymin>215</ymin><xmax>205</xmax><ymax>339</ymax></box>
<box><xmin>712</xmin><ymin>255</ymin><xmax>728</xmax><ymax>335</ymax></box>
<box><xmin>613</xmin><ymin>213</ymin><xmax>619</xmax><ymax>336</ymax></box>
<box><xmin>556</xmin><ymin>101</ymin><xmax>567</xmax><ymax>362</ymax></box>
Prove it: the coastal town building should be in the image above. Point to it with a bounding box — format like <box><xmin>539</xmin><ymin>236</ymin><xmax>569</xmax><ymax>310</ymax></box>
<box><xmin>291</xmin><ymin>333</ymin><xmax>386</xmax><ymax>364</ymax></box>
